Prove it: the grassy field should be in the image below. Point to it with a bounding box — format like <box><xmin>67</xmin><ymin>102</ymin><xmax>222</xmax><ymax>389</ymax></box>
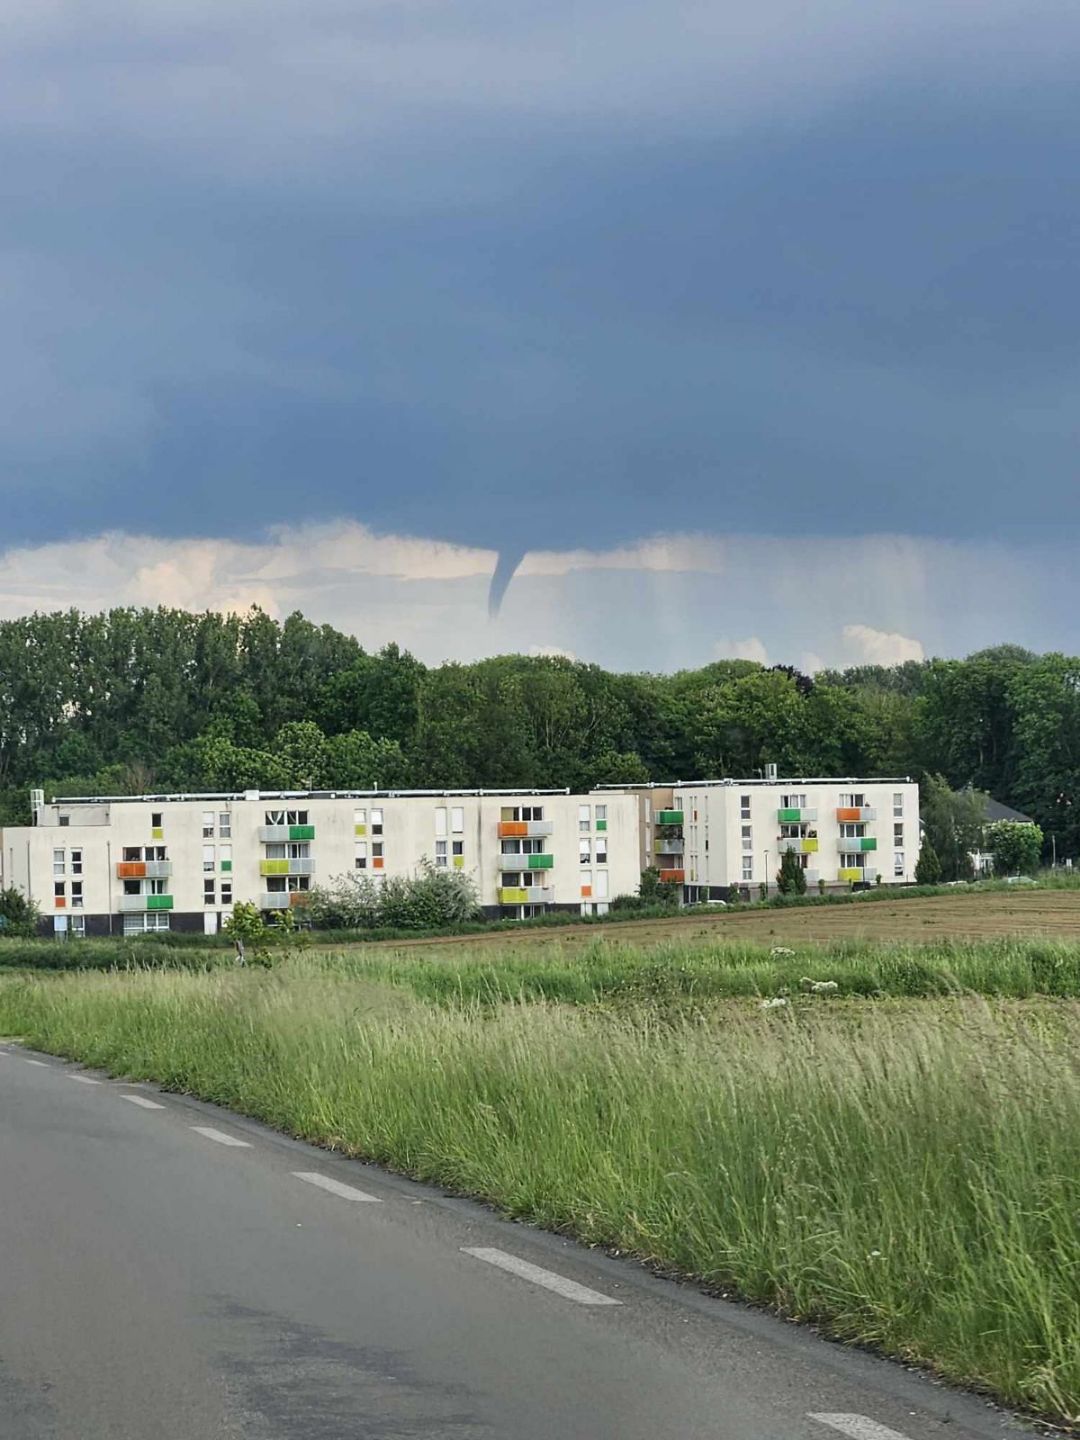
<box><xmin>1</xmin><ymin>936</ymin><xmax>1078</xmax><ymax>1425</ymax></box>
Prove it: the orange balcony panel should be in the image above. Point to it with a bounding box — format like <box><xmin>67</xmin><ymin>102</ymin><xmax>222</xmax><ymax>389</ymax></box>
<box><xmin>497</xmin><ymin>821</ymin><xmax>527</xmax><ymax>838</ymax></box>
<box><xmin>659</xmin><ymin>868</ymin><xmax>685</xmax><ymax>884</ymax></box>
<box><xmin>55</xmin><ymin>896</ymin><xmax>66</xmax><ymax>909</ymax></box>
<box><xmin>580</xmin><ymin>885</ymin><xmax>592</xmax><ymax>898</ymax></box>
<box><xmin>117</xmin><ymin>861</ymin><xmax>146</xmax><ymax>879</ymax></box>
<box><xmin>288</xmin><ymin>891</ymin><xmax>311</xmax><ymax>907</ymax></box>
<box><xmin>372</xmin><ymin>856</ymin><xmax>385</xmax><ymax>870</ymax></box>
<box><xmin>836</xmin><ymin>807</ymin><xmax>861</xmax><ymax>823</ymax></box>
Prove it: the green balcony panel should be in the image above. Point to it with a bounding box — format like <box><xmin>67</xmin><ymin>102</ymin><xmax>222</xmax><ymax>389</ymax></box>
<box><xmin>147</xmin><ymin>895</ymin><xmax>174</xmax><ymax>911</ymax></box>
<box><xmin>595</xmin><ymin>820</ymin><xmax>607</xmax><ymax>831</ymax></box>
<box><xmin>657</xmin><ymin>810</ymin><xmax>684</xmax><ymax>825</ymax></box>
<box><xmin>220</xmin><ymin>860</ymin><xmax>232</xmax><ymax>872</ymax></box>
<box><xmin>527</xmin><ymin>853</ymin><xmax>554</xmax><ymax>870</ymax></box>
<box><xmin>777</xmin><ymin>808</ymin><xmax>800</xmax><ymax>823</ymax></box>
<box><xmin>861</xmin><ymin>837</ymin><xmax>877</xmax><ymax>851</ymax></box>
<box><xmin>289</xmin><ymin>824</ymin><xmax>315</xmax><ymax>841</ymax></box>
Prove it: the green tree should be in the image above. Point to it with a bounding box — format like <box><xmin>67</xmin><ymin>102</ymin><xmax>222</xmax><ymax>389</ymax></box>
<box><xmin>921</xmin><ymin>775</ymin><xmax>985</xmax><ymax>881</ymax></box>
<box><xmin>776</xmin><ymin>848</ymin><xmax>807</xmax><ymax>895</ymax></box>
<box><xmin>638</xmin><ymin>866</ymin><xmax>680</xmax><ymax>907</ymax></box>
<box><xmin>914</xmin><ymin>838</ymin><xmax>942</xmax><ymax>885</ymax></box>
<box><xmin>0</xmin><ymin>888</ymin><xmax>41</xmax><ymax>937</ymax></box>
<box><xmin>223</xmin><ymin>902</ymin><xmax>266</xmax><ymax>942</ymax></box>
<box><xmin>984</xmin><ymin>821</ymin><xmax>1044</xmax><ymax>876</ymax></box>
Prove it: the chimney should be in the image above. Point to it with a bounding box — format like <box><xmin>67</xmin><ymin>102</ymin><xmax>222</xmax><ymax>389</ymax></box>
<box><xmin>30</xmin><ymin>788</ymin><xmax>45</xmax><ymax>826</ymax></box>
<box><xmin>764</xmin><ymin>762</ymin><xmax>778</xmax><ymax>783</ymax></box>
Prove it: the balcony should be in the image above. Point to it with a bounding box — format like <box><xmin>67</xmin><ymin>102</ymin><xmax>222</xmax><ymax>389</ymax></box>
<box><xmin>258</xmin><ymin>824</ymin><xmax>316</xmax><ymax>842</ymax></box>
<box><xmin>654</xmin><ymin>837</ymin><xmax>685</xmax><ymax>856</ymax></box>
<box><xmin>497</xmin><ymin>820</ymin><xmax>554</xmax><ymax>839</ymax></box>
<box><xmin>259</xmin><ymin>858</ymin><xmax>316</xmax><ymax>876</ymax></box>
<box><xmin>778</xmin><ymin>838</ymin><xmax>819</xmax><ymax>854</ymax></box>
<box><xmin>777</xmin><ymin>807</ymin><xmax>817</xmax><ymax>823</ymax></box>
<box><xmin>656</xmin><ymin>810</ymin><xmax>684</xmax><ymax>826</ymax></box>
<box><xmin>498</xmin><ymin>885</ymin><xmax>554</xmax><ymax>905</ymax></box>
<box><xmin>260</xmin><ymin>891</ymin><xmax>312</xmax><ymax>910</ymax></box>
<box><xmin>119</xmin><ymin>894</ymin><xmax>173</xmax><ymax>912</ymax></box>
<box><xmin>836</xmin><ymin>807</ymin><xmax>876</xmax><ymax>823</ymax></box>
<box><xmin>838</xmin><ymin>867</ymin><xmax>877</xmax><ymax>884</ymax></box>
<box><xmin>837</xmin><ymin>837</ymin><xmax>877</xmax><ymax>852</ymax></box>
<box><xmin>498</xmin><ymin>852</ymin><xmax>554</xmax><ymax>871</ymax></box>
<box><xmin>116</xmin><ymin>860</ymin><xmax>173</xmax><ymax>880</ymax></box>
<box><xmin>659</xmin><ymin>868</ymin><xmax>685</xmax><ymax>884</ymax></box>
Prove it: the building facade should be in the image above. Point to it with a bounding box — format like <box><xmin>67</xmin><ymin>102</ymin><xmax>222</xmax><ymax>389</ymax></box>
<box><xmin>0</xmin><ymin>787</ymin><xmax>642</xmax><ymax>937</ymax></box>
<box><xmin>662</xmin><ymin>778</ymin><xmax>921</xmax><ymax>898</ymax></box>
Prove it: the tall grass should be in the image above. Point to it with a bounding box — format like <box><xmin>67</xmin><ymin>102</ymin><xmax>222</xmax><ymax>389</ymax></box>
<box><xmin>0</xmin><ymin>964</ymin><xmax>1077</xmax><ymax>1423</ymax></box>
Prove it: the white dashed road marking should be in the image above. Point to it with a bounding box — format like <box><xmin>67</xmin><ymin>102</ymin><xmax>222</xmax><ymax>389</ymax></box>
<box><xmin>121</xmin><ymin>1095</ymin><xmax>166</xmax><ymax>1110</ymax></box>
<box><xmin>190</xmin><ymin>1126</ymin><xmax>252</xmax><ymax>1148</ymax></box>
<box><xmin>292</xmin><ymin>1171</ymin><xmax>382</xmax><ymax>1203</ymax></box>
<box><xmin>23</xmin><ymin>1059</ymin><xmax>50</xmax><ymax>1067</ymax></box>
<box><xmin>810</xmin><ymin>1414</ymin><xmax>915</xmax><ymax>1440</ymax></box>
<box><xmin>462</xmin><ymin>1247</ymin><xmax>622</xmax><ymax>1306</ymax></box>
<box><xmin>68</xmin><ymin>1075</ymin><xmax>101</xmax><ymax>1085</ymax></box>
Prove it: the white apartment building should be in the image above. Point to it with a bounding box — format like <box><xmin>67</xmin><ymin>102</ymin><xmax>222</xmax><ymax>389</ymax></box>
<box><xmin>666</xmin><ymin>776</ymin><xmax>921</xmax><ymax>899</ymax></box>
<box><xmin>0</xmin><ymin>787</ymin><xmax>642</xmax><ymax>937</ymax></box>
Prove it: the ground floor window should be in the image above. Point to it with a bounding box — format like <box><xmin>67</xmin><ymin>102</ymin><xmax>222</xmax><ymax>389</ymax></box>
<box><xmin>123</xmin><ymin>913</ymin><xmax>171</xmax><ymax>936</ymax></box>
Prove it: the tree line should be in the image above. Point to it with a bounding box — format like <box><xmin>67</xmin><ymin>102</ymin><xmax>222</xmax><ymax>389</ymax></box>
<box><xmin>0</xmin><ymin>611</ymin><xmax>1075</xmax><ymax>857</ymax></box>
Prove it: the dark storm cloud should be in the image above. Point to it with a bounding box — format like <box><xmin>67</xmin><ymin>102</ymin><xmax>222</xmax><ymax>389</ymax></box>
<box><xmin>1</xmin><ymin>0</ymin><xmax>1079</xmax><ymax>567</ymax></box>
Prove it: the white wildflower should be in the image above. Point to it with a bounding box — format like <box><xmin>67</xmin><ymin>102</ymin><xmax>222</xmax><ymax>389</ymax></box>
<box><xmin>811</xmin><ymin>980</ymin><xmax>839</xmax><ymax>994</ymax></box>
<box><xmin>760</xmin><ymin>996</ymin><xmax>789</xmax><ymax>1010</ymax></box>
<box><xmin>770</xmin><ymin>946</ymin><xmax>795</xmax><ymax>957</ymax></box>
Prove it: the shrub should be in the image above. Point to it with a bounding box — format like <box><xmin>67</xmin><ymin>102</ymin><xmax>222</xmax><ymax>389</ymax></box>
<box><xmin>915</xmin><ymin>839</ymin><xmax>942</xmax><ymax>886</ymax></box>
<box><xmin>776</xmin><ymin>848</ymin><xmax>807</xmax><ymax>896</ymax></box>
<box><xmin>307</xmin><ymin>859</ymin><xmax>480</xmax><ymax>932</ymax></box>
<box><xmin>223</xmin><ymin>902</ymin><xmax>266</xmax><ymax>942</ymax></box>
<box><xmin>0</xmin><ymin>887</ymin><xmax>41</xmax><ymax>938</ymax></box>
<box><xmin>986</xmin><ymin>821</ymin><xmax>1044</xmax><ymax>876</ymax></box>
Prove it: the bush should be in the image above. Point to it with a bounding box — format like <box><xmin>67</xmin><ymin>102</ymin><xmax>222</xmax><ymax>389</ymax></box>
<box><xmin>0</xmin><ymin>888</ymin><xmax>41</xmax><ymax>938</ymax></box>
<box><xmin>776</xmin><ymin>849</ymin><xmax>807</xmax><ymax>895</ymax></box>
<box><xmin>637</xmin><ymin>867</ymin><xmax>680</xmax><ymax>907</ymax></box>
<box><xmin>986</xmin><ymin>821</ymin><xmax>1044</xmax><ymax>876</ymax></box>
<box><xmin>915</xmin><ymin>839</ymin><xmax>942</xmax><ymax>885</ymax></box>
<box><xmin>307</xmin><ymin>859</ymin><xmax>480</xmax><ymax>932</ymax></box>
<box><xmin>223</xmin><ymin>902</ymin><xmax>266</xmax><ymax>943</ymax></box>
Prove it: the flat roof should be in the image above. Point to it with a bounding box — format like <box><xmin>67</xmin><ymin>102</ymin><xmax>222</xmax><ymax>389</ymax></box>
<box><xmin>596</xmin><ymin>776</ymin><xmax>914</xmax><ymax>789</ymax></box>
<box><xmin>48</xmin><ymin>788</ymin><xmax>575</xmax><ymax>804</ymax></box>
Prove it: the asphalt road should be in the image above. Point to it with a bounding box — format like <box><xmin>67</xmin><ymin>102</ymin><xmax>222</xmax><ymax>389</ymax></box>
<box><xmin>0</xmin><ymin>1043</ymin><xmax>1037</xmax><ymax>1440</ymax></box>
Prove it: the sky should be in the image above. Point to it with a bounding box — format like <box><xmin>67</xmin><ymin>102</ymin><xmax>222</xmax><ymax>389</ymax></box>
<box><xmin>1</xmin><ymin>0</ymin><xmax>1078</xmax><ymax>671</ymax></box>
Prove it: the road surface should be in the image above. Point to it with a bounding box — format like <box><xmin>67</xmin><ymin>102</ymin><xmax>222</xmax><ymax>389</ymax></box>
<box><xmin>0</xmin><ymin>1042</ymin><xmax>1036</xmax><ymax>1440</ymax></box>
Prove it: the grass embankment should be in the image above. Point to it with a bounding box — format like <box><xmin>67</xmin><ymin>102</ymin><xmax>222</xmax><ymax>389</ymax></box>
<box><xmin>1</xmin><ymin>949</ymin><xmax>1078</xmax><ymax>1424</ymax></box>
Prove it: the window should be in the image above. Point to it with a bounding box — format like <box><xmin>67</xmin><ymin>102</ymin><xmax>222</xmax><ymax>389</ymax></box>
<box><xmin>123</xmin><ymin>847</ymin><xmax>142</xmax><ymax>862</ymax></box>
<box><xmin>123</xmin><ymin>880</ymin><xmax>141</xmax><ymax>896</ymax></box>
<box><xmin>596</xmin><ymin>870</ymin><xmax>609</xmax><ymax>900</ymax></box>
<box><xmin>435</xmin><ymin>807</ymin><xmax>448</xmax><ymax>838</ymax></box>
<box><xmin>59</xmin><ymin>815</ymin><xmax>69</xmax><ymax>827</ymax></box>
<box><xmin>893</xmin><ymin>793</ymin><xmax>904</xmax><ymax>817</ymax></box>
<box><xmin>579</xmin><ymin>804</ymin><xmax>591</xmax><ymax>833</ymax></box>
<box><xmin>71</xmin><ymin>882</ymin><xmax>83</xmax><ymax>909</ymax></box>
<box><xmin>354</xmin><ymin>808</ymin><xmax>367</xmax><ymax>832</ymax></box>
<box><xmin>372</xmin><ymin>842</ymin><xmax>384</xmax><ymax>869</ymax></box>
<box><xmin>839</xmin><ymin>823</ymin><xmax>866</xmax><ymax>839</ymax></box>
<box><xmin>451</xmin><ymin>807</ymin><xmax>464</xmax><ymax>833</ymax></box>
<box><xmin>204</xmin><ymin>880</ymin><xmax>215</xmax><ymax>905</ymax></box>
<box><xmin>148</xmin><ymin>879</ymin><xmax>166</xmax><ymax>895</ymax></box>
<box><xmin>355</xmin><ymin>841</ymin><xmax>367</xmax><ymax>870</ymax></box>
<box><xmin>203</xmin><ymin>844</ymin><xmax>215</xmax><ymax>873</ymax></box>
<box><xmin>502</xmin><ymin>869</ymin><xmax>523</xmax><ymax>885</ymax></box>
<box><xmin>220</xmin><ymin>844</ymin><xmax>232</xmax><ymax>872</ymax></box>
<box><xmin>221</xmin><ymin>881</ymin><xmax>233</xmax><ymax>905</ymax></box>
<box><xmin>202</xmin><ymin>811</ymin><xmax>215</xmax><ymax>838</ymax></box>
<box><xmin>151</xmin><ymin>812</ymin><xmax>162</xmax><ymax>828</ymax></box>
<box><xmin>840</xmin><ymin>852</ymin><xmax>867</xmax><ymax>869</ymax></box>
<box><xmin>596</xmin><ymin>804</ymin><xmax>607</xmax><ymax>822</ymax></box>
<box><xmin>894</xmin><ymin>851</ymin><xmax>904</xmax><ymax>876</ymax></box>
<box><xmin>596</xmin><ymin>837</ymin><xmax>608</xmax><ymax>865</ymax></box>
<box><xmin>505</xmin><ymin>805</ymin><xmax>544</xmax><ymax>823</ymax></box>
<box><xmin>740</xmin><ymin>795</ymin><xmax>751</xmax><ymax>819</ymax></box>
<box><xmin>435</xmin><ymin>840</ymin><xmax>448</xmax><ymax>868</ymax></box>
<box><xmin>500</xmin><ymin>839</ymin><xmax>522</xmax><ymax>856</ymax></box>
<box><xmin>741</xmin><ymin>856</ymin><xmax>753</xmax><ymax>881</ymax></box>
<box><xmin>71</xmin><ymin>848</ymin><xmax>83</xmax><ymax>876</ymax></box>
<box><xmin>124</xmin><ymin>912</ymin><xmax>170</xmax><ymax>935</ymax></box>
<box><xmin>742</xmin><ymin>825</ymin><xmax>752</xmax><ymax>852</ymax></box>
<box><xmin>69</xmin><ymin>914</ymin><xmax>86</xmax><ymax>938</ymax></box>
<box><xmin>580</xmin><ymin>869</ymin><xmax>592</xmax><ymax>895</ymax></box>
<box><xmin>839</xmin><ymin>793</ymin><xmax>865</xmax><ymax>808</ymax></box>
<box><xmin>152</xmin><ymin>847</ymin><xmax>166</xmax><ymax>862</ymax></box>
<box><xmin>264</xmin><ymin>809</ymin><xmax>309</xmax><ymax>826</ymax></box>
<box><xmin>53</xmin><ymin>848</ymin><xmax>65</xmax><ymax>877</ymax></box>
<box><xmin>452</xmin><ymin>840</ymin><xmax>464</xmax><ymax>858</ymax></box>
<box><xmin>54</xmin><ymin>881</ymin><xmax>65</xmax><ymax>900</ymax></box>
<box><xmin>579</xmin><ymin>839</ymin><xmax>591</xmax><ymax>865</ymax></box>
<box><xmin>219</xmin><ymin>812</ymin><xmax>232</xmax><ymax>838</ymax></box>
<box><xmin>287</xmin><ymin>843</ymin><xmax>309</xmax><ymax>860</ymax></box>
<box><xmin>371</xmin><ymin>808</ymin><xmax>384</xmax><ymax>836</ymax></box>
<box><xmin>781</xmin><ymin>793</ymin><xmax>807</xmax><ymax>810</ymax></box>
<box><xmin>894</xmin><ymin>823</ymin><xmax>904</xmax><ymax>843</ymax></box>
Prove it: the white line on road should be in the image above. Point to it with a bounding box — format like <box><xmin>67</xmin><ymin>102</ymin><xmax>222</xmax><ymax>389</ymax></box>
<box><xmin>462</xmin><ymin>1247</ymin><xmax>623</xmax><ymax>1306</ymax></box>
<box><xmin>67</xmin><ymin>1075</ymin><xmax>102</xmax><ymax>1085</ymax></box>
<box><xmin>293</xmin><ymin>1171</ymin><xmax>382</xmax><ymax>1203</ymax></box>
<box><xmin>23</xmin><ymin>1059</ymin><xmax>50</xmax><ymax>1067</ymax></box>
<box><xmin>121</xmin><ymin>1094</ymin><xmax>166</xmax><ymax>1110</ymax></box>
<box><xmin>810</xmin><ymin>1414</ymin><xmax>915</xmax><ymax>1440</ymax></box>
<box><xmin>190</xmin><ymin>1126</ymin><xmax>252</xmax><ymax>1148</ymax></box>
